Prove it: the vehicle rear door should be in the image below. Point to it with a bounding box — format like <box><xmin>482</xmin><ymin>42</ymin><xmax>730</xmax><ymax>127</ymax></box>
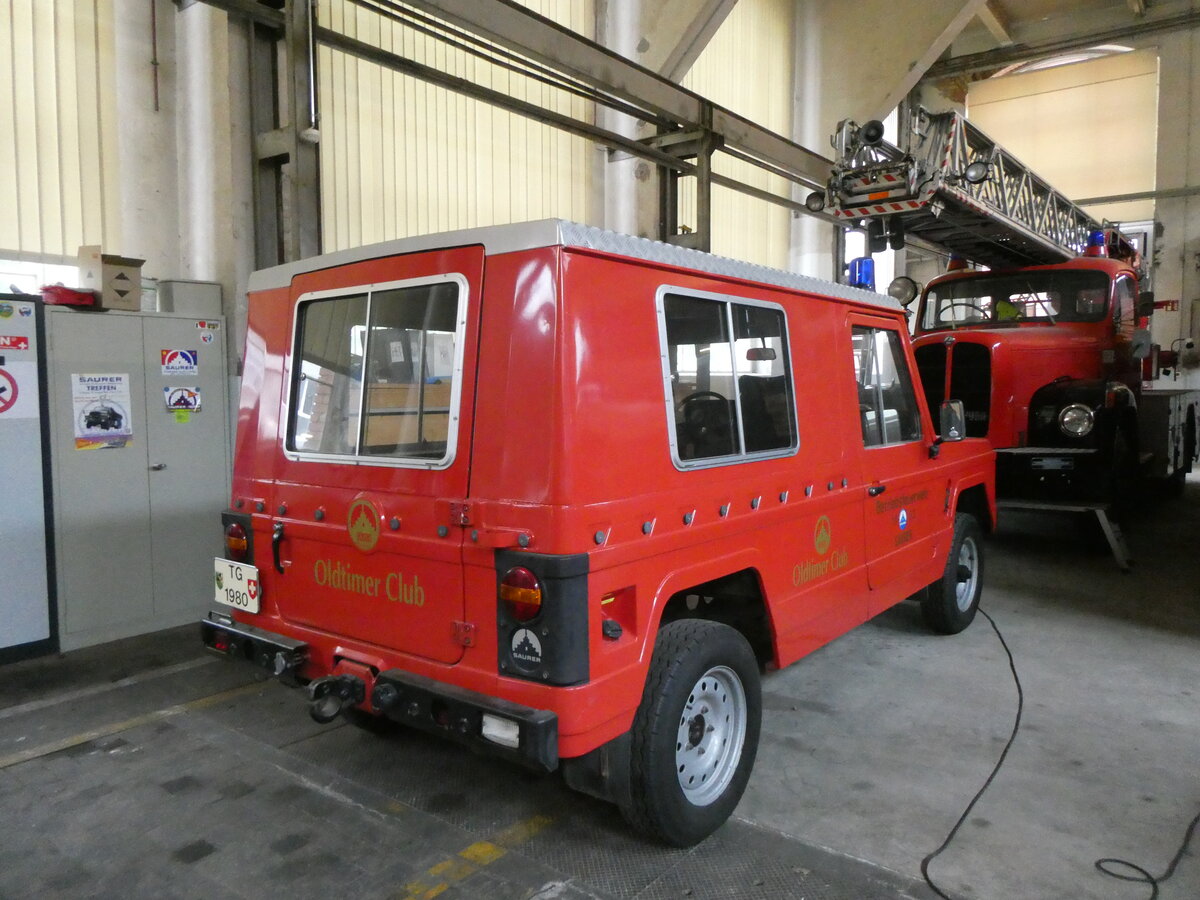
<box><xmin>847</xmin><ymin>314</ymin><xmax>944</xmax><ymax>608</ymax></box>
<box><xmin>268</xmin><ymin>246</ymin><xmax>484</xmax><ymax>664</ymax></box>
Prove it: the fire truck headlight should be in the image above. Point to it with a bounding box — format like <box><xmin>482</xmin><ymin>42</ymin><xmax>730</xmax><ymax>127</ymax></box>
<box><xmin>1058</xmin><ymin>404</ymin><xmax>1095</xmax><ymax>437</ymax></box>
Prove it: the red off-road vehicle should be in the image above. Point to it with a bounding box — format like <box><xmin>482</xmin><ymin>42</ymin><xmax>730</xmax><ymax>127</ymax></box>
<box><xmin>202</xmin><ymin>220</ymin><xmax>995</xmax><ymax>845</ymax></box>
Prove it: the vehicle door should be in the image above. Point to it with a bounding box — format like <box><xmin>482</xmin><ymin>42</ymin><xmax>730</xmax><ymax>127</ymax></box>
<box><xmin>848</xmin><ymin>315</ymin><xmax>944</xmax><ymax>609</ymax></box>
<box><xmin>269</xmin><ymin>246</ymin><xmax>484</xmax><ymax>665</ymax></box>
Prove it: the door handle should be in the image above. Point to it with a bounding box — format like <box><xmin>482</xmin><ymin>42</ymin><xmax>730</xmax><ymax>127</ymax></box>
<box><xmin>150</xmin><ymin>463</ymin><xmax>167</xmax><ymax>471</ymax></box>
<box><xmin>272</xmin><ymin>522</ymin><xmax>286</xmax><ymax>574</ymax></box>
<box><xmin>867</xmin><ymin>484</ymin><xmax>886</xmax><ymax>497</ymax></box>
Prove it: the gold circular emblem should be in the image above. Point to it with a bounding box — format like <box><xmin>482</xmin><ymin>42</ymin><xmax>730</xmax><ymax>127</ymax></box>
<box><xmin>347</xmin><ymin>498</ymin><xmax>381</xmax><ymax>552</ymax></box>
<box><xmin>814</xmin><ymin>516</ymin><xmax>832</xmax><ymax>556</ymax></box>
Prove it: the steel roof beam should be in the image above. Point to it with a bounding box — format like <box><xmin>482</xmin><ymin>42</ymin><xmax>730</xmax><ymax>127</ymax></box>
<box><xmin>928</xmin><ymin>9</ymin><xmax>1200</xmax><ymax>78</ymax></box>
<box><xmin>397</xmin><ymin>0</ymin><xmax>832</xmax><ymax>188</ymax></box>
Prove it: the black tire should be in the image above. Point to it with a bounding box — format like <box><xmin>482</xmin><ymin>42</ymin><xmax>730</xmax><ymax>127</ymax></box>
<box><xmin>921</xmin><ymin>514</ymin><xmax>983</xmax><ymax>635</ymax></box>
<box><xmin>619</xmin><ymin>620</ymin><xmax>762</xmax><ymax>847</ymax></box>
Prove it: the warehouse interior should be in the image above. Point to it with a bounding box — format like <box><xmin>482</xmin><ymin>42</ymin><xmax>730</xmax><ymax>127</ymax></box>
<box><xmin>2</xmin><ymin>1</ymin><xmax>1199</xmax><ymax>898</ymax></box>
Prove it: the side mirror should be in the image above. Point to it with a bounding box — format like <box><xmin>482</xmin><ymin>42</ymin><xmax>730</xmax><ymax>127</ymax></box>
<box><xmin>1137</xmin><ymin>291</ymin><xmax>1155</xmax><ymax>317</ymax></box>
<box><xmin>1132</xmin><ymin>329</ymin><xmax>1152</xmax><ymax>360</ymax></box>
<box><xmin>939</xmin><ymin>400</ymin><xmax>966</xmax><ymax>442</ymax></box>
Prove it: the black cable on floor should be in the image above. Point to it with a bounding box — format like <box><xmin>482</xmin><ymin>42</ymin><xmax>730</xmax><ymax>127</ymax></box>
<box><xmin>1094</xmin><ymin>807</ymin><xmax>1200</xmax><ymax>899</ymax></box>
<box><xmin>920</xmin><ymin>607</ymin><xmax>1024</xmax><ymax>900</ymax></box>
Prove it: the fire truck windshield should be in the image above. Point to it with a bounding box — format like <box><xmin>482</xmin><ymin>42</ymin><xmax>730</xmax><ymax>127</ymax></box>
<box><xmin>921</xmin><ymin>269</ymin><xmax>1111</xmax><ymax>331</ymax></box>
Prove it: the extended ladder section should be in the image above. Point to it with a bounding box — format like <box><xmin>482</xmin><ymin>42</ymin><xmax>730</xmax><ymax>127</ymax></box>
<box><xmin>823</xmin><ymin>108</ymin><xmax>1138</xmax><ymax>270</ymax></box>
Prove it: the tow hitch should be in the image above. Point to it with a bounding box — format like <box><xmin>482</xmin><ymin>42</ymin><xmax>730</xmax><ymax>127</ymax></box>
<box><xmin>307</xmin><ymin>675</ymin><xmax>366</xmax><ymax>723</ymax></box>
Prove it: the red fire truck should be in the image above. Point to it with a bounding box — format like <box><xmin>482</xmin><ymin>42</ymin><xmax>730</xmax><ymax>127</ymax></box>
<box><xmin>201</xmin><ymin>219</ymin><xmax>995</xmax><ymax>845</ymax></box>
<box><xmin>817</xmin><ymin>109</ymin><xmax>1200</xmax><ymax>561</ymax></box>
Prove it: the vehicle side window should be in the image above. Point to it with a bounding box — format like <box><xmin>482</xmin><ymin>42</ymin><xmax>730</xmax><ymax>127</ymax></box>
<box><xmin>661</xmin><ymin>290</ymin><xmax>797</xmax><ymax>466</ymax></box>
<box><xmin>852</xmin><ymin>325</ymin><xmax>922</xmax><ymax>447</ymax></box>
<box><xmin>289</xmin><ymin>279</ymin><xmax>463</xmax><ymax>466</ymax></box>
<box><xmin>1113</xmin><ymin>276</ymin><xmax>1136</xmax><ymax>340</ymax></box>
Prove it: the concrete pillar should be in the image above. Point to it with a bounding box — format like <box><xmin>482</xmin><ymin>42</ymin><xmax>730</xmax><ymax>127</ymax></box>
<box><xmin>1153</xmin><ymin>24</ymin><xmax>1200</xmax><ymax>388</ymax></box>
<box><xmin>595</xmin><ymin>0</ymin><xmax>734</xmax><ymax>239</ymax></box>
<box><xmin>112</xmin><ymin>0</ymin><xmax>181</xmax><ymax>279</ymax></box>
<box><xmin>172</xmin><ymin>4</ymin><xmax>255</xmax><ymax>354</ymax></box>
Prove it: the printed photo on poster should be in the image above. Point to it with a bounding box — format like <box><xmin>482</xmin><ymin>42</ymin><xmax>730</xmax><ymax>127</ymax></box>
<box><xmin>72</xmin><ymin>373</ymin><xmax>134</xmax><ymax>450</ymax></box>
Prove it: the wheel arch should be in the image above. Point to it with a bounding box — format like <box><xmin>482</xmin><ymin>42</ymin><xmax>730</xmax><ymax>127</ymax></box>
<box><xmin>955</xmin><ymin>481</ymin><xmax>993</xmax><ymax>533</ymax></box>
<box><xmin>649</xmin><ymin>558</ymin><xmax>776</xmax><ymax>669</ymax></box>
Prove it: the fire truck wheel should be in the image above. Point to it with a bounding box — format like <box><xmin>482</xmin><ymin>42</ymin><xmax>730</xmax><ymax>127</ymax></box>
<box><xmin>921</xmin><ymin>514</ymin><xmax>983</xmax><ymax>635</ymax></box>
<box><xmin>620</xmin><ymin>620</ymin><xmax>761</xmax><ymax>847</ymax></box>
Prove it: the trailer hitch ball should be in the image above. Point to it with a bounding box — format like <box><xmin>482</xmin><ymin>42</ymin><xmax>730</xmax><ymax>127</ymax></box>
<box><xmin>307</xmin><ymin>675</ymin><xmax>366</xmax><ymax>724</ymax></box>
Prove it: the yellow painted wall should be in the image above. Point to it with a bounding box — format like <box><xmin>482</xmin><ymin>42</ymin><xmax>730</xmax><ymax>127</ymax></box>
<box><xmin>680</xmin><ymin>0</ymin><xmax>794</xmax><ymax>269</ymax></box>
<box><xmin>318</xmin><ymin>0</ymin><xmax>595</xmax><ymax>251</ymax></box>
<box><xmin>0</xmin><ymin>0</ymin><xmax>117</xmax><ymax>260</ymax></box>
<box><xmin>968</xmin><ymin>50</ymin><xmax>1158</xmax><ymax>224</ymax></box>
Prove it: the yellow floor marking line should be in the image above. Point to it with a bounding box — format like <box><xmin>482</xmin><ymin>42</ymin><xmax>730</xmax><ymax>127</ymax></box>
<box><xmin>399</xmin><ymin>814</ymin><xmax>554</xmax><ymax>900</ymax></box>
<box><xmin>0</xmin><ymin>681</ymin><xmax>265</xmax><ymax>770</ymax></box>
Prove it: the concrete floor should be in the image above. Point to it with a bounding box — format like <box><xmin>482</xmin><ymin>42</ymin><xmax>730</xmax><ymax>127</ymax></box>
<box><xmin>2</xmin><ymin>479</ymin><xmax>1198</xmax><ymax>899</ymax></box>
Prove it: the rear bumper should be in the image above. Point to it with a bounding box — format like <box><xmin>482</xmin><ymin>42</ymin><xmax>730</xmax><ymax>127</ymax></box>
<box><xmin>198</xmin><ymin>611</ymin><xmax>559</xmax><ymax>772</ymax></box>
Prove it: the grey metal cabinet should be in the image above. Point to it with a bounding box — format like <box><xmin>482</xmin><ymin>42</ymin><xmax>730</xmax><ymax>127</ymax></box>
<box><xmin>44</xmin><ymin>306</ymin><xmax>231</xmax><ymax>651</ymax></box>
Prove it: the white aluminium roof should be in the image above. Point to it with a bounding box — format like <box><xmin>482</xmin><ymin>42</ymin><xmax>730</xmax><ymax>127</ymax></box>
<box><xmin>247</xmin><ymin>219</ymin><xmax>899</xmax><ymax>310</ymax></box>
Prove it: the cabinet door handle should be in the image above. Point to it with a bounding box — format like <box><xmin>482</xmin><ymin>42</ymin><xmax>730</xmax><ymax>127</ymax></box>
<box><xmin>867</xmin><ymin>484</ymin><xmax>886</xmax><ymax>497</ymax></box>
<box><xmin>150</xmin><ymin>463</ymin><xmax>167</xmax><ymax>471</ymax></box>
<box><xmin>272</xmin><ymin>522</ymin><xmax>286</xmax><ymax>574</ymax></box>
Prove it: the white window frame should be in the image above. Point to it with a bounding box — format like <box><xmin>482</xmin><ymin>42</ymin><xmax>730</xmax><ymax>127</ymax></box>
<box><xmin>283</xmin><ymin>272</ymin><xmax>469</xmax><ymax>470</ymax></box>
<box><xmin>656</xmin><ymin>284</ymin><xmax>799</xmax><ymax>471</ymax></box>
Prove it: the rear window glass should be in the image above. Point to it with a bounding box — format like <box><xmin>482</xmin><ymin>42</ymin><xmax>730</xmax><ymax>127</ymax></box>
<box><xmin>288</xmin><ymin>277</ymin><xmax>465</xmax><ymax>467</ymax></box>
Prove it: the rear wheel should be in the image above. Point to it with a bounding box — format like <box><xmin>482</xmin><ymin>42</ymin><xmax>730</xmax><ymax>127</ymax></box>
<box><xmin>921</xmin><ymin>514</ymin><xmax>983</xmax><ymax>635</ymax></box>
<box><xmin>620</xmin><ymin>620</ymin><xmax>761</xmax><ymax>847</ymax></box>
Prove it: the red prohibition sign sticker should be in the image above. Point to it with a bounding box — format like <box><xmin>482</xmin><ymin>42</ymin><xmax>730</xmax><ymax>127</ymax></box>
<box><xmin>0</xmin><ymin>368</ymin><xmax>17</xmax><ymax>414</ymax></box>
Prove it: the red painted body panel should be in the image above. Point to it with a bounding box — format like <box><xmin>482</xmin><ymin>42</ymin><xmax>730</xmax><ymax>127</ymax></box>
<box><xmin>225</xmin><ymin>235</ymin><xmax>995</xmax><ymax>759</ymax></box>
<box><xmin>913</xmin><ymin>258</ymin><xmax>1137</xmax><ymax>444</ymax></box>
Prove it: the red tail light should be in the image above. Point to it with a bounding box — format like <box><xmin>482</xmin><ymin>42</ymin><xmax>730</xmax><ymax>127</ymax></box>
<box><xmin>224</xmin><ymin>522</ymin><xmax>249</xmax><ymax>561</ymax></box>
<box><xmin>500</xmin><ymin>567</ymin><xmax>542</xmax><ymax>621</ymax></box>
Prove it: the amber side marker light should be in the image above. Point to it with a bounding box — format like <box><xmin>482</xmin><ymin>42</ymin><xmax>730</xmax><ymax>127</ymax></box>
<box><xmin>224</xmin><ymin>522</ymin><xmax>249</xmax><ymax>561</ymax></box>
<box><xmin>500</xmin><ymin>567</ymin><xmax>542</xmax><ymax>621</ymax></box>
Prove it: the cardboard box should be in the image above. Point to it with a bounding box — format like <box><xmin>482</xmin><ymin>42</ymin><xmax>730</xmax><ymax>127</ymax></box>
<box><xmin>78</xmin><ymin>246</ymin><xmax>145</xmax><ymax>311</ymax></box>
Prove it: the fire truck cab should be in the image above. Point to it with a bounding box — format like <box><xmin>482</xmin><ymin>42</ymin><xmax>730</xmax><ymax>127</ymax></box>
<box><xmin>202</xmin><ymin>219</ymin><xmax>995</xmax><ymax>846</ymax></box>
<box><xmin>912</xmin><ymin>248</ymin><xmax>1153</xmax><ymax>504</ymax></box>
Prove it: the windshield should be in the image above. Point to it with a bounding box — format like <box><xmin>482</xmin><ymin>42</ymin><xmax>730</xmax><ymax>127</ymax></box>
<box><xmin>920</xmin><ymin>269</ymin><xmax>1111</xmax><ymax>331</ymax></box>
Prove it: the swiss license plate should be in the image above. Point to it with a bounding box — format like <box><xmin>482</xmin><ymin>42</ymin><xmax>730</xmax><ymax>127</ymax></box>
<box><xmin>214</xmin><ymin>558</ymin><xmax>261</xmax><ymax>613</ymax></box>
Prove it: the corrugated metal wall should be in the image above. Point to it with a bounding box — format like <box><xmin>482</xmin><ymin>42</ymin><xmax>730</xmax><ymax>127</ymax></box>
<box><xmin>680</xmin><ymin>0</ymin><xmax>794</xmax><ymax>270</ymax></box>
<box><xmin>317</xmin><ymin>0</ymin><xmax>595</xmax><ymax>251</ymax></box>
<box><xmin>0</xmin><ymin>0</ymin><xmax>116</xmax><ymax>261</ymax></box>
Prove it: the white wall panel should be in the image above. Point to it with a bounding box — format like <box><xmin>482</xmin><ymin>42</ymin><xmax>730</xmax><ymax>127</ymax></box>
<box><xmin>679</xmin><ymin>0</ymin><xmax>794</xmax><ymax>269</ymax></box>
<box><xmin>0</xmin><ymin>0</ymin><xmax>116</xmax><ymax>261</ymax></box>
<box><xmin>318</xmin><ymin>0</ymin><xmax>595</xmax><ymax>251</ymax></box>
<box><xmin>968</xmin><ymin>51</ymin><xmax>1158</xmax><ymax>224</ymax></box>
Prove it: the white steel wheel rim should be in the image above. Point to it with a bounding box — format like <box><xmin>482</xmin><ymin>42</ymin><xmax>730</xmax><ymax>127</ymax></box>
<box><xmin>675</xmin><ymin>665</ymin><xmax>747</xmax><ymax>807</ymax></box>
<box><xmin>955</xmin><ymin>536</ymin><xmax>979</xmax><ymax>612</ymax></box>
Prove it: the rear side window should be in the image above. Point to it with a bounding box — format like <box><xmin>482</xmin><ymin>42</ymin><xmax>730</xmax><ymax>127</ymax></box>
<box><xmin>852</xmin><ymin>325</ymin><xmax>922</xmax><ymax>446</ymax></box>
<box><xmin>288</xmin><ymin>276</ymin><xmax>466</xmax><ymax>467</ymax></box>
<box><xmin>659</xmin><ymin>288</ymin><xmax>797</xmax><ymax>467</ymax></box>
